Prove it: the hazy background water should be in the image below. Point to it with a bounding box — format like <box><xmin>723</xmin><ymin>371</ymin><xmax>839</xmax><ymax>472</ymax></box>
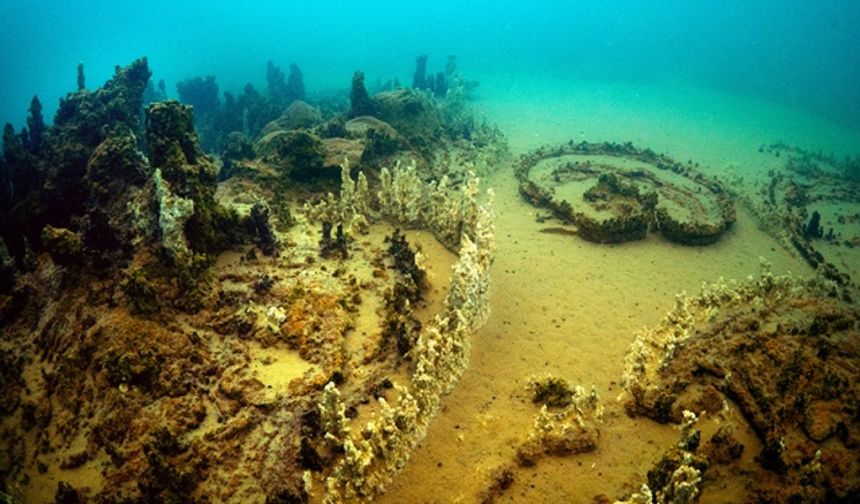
<box><xmin>1</xmin><ymin>0</ymin><xmax>858</xmax><ymax>132</ymax></box>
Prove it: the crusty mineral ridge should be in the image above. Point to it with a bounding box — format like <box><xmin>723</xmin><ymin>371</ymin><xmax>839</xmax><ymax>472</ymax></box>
<box><xmin>622</xmin><ymin>262</ymin><xmax>860</xmax><ymax>502</ymax></box>
<box><xmin>309</xmin><ymin>160</ymin><xmax>496</xmax><ymax>502</ymax></box>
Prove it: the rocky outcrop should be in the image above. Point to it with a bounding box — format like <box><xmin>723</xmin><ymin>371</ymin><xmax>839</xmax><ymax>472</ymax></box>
<box><xmin>145</xmin><ymin>100</ymin><xmax>241</xmax><ymax>257</ymax></box>
<box><xmin>1</xmin><ymin>59</ymin><xmax>152</xmax><ymax>269</ymax></box>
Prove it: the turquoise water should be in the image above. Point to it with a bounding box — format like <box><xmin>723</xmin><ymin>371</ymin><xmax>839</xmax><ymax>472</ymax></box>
<box><xmin>1</xmin><ymin>0</ymin><xmax>859</xmax><ymax>130</ymax></box>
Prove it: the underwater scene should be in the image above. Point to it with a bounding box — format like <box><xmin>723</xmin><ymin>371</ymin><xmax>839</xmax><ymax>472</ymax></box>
<box><xmin>1</xmin><ymin>0</ymin><xmax>859</xmax><ymax>502</ymax></box>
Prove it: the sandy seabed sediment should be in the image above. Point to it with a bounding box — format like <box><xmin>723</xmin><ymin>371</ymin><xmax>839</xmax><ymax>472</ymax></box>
<box><xmin>380</xmin><ymin>75</ymin><xmax>860</xmax><ymax>503</ymax></box>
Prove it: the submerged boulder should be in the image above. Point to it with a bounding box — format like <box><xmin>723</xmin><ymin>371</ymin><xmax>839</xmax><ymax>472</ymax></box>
<box><xmin>371</xmin><ymin>88</ymin><xmax>443</xmax><ymax>150</ymax></box>
<box><xmin>255</xmin><ymin>129</ymin><xmax>329</xmax><ymax>180</ymax></box>
<box><xmin>321</xmin><ymin>137</ymin><xmax>365</xmax><ymax>169</ymax></box>
<box><xmin>344</xmin><ymin>116</ymin><xmax>399</xmax><ymax>140</ymax></box>
<box><xmin>261</xmin><ymin>100</ymin><xmax>322</xmax><ymax>135</ymax></box>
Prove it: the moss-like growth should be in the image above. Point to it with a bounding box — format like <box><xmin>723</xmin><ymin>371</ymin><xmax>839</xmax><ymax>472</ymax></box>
<box><xmin>577</xmin><ymin>213</ymin><xmax>649</xmax><ymax>244</ymax></box>
<box><xmin>122</xmin><ymin>268</ymin><xmax>161</xmax><ymax>315</ymax></box>
<box><xmin>86</xmin><ymin>126</ymin><xmax>150</xmax><ymax>205</ymax></box>
<box><xmin>54</xmin><ymin>481</ymin><xmax>81</xmax><ymax>504</ymax></box>
<box><xmin>174</xmin><ymin>252</ymin><xmax>213</xmax><ymax>313</ymax></box>
<box><xmin>362</xmin><ymin>126</ymin><xmax>402</xmax><ymax>161</ymax></box>
<box><xmin>380</xmin><ymin>286</ymin><xmax>421</xmax><ymax>358</ymax></box>
<box><xmin>184</xmin><ymin>198</ymin><xmax>245</xmax><ymax>256</ymax></box>
<box><xmin>643</xmin><ymin>444</ymin><xmax>707</xmax><ymax>500</ymax></box>
<box><xmin>584</xmin><ymin>173</ymin><xmax>643</xmax><ymax>202</ymax></box>
<box><xmin>272</xmin><ymin>198</ymin><xmax>293</xmax><ymax>231</ymax></box>
<box><xmin>3</xmin><ymin>61</ymin><xmax>145</xmax><ymax>274</ymax></box>
<box><xmin>386</xmin><ymin>229</ymin><xmax>426</xmax><ymax>297</ymax></box>
<box><xmin>266</xmin><ymin>486</ymin><xmax>310</xmax><ymax>504</ymax></box>
<box><xmin>39</xmin><ymin>58</ymin><xmax>151</xmax><ymax>239</ymax></box>
<box><xmin>2</xmin><ymin>120</ymin><xmax>47</xmax><ymax>266</ymax></box>
<box><xmin>528</xmin><ymin>376</ymin><xmax>574</xmax><ymax>408</ymax></box>
<box><xmin>371</xmin><ymin>88</ymin><xmax>443</xmax><ymax>151</ymax></box>
<box><xmin>103</xmin><ymin>348</ymin><xmax>158</xmax><ymax>387</ymax></box>
<box><xmin>138</xmin><ymin>428</ymin><xmax>203</xmax><ymax>502</ymax></box>
<box><xmin>41</xmin><ymin>225</ymin><xmax>83</xmax><ymax>266</ymax></box>
<box><xmin>517</xmin><ymin>141</ymin><xmax>733</xmax><ymax>246</ymax></box>
<box><xmin>0</xmin><ymin>348</ymin><xmax>24</xmax><ymax>415</ymax></box>
<box><xmin>54</xmin><ymin>58</ymin><xmax>151</xmax><ymax>149</ymax></box>
<box><xmin>146</xmin><ymin>101</ymin><xmax>202</xmax><ymax>178</ymax></box>
<box><xmin>277</xmin><ymin>129</ymin><xmax>326</xmax><ymax>181</ymax></box>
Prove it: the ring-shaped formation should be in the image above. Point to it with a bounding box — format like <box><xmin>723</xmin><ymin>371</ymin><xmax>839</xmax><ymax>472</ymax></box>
<box><xmin>515</xmin><ymin>141</ymin><xmax>735</xmax><ymax>245</ymax></box>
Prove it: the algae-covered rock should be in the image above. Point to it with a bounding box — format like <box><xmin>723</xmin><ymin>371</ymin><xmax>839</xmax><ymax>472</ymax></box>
<box><xmin>254</xmin><ymin>130</ymin><xmax>288</xmax><ymax>159</ymax></box>
<box><xmin>146</xmin><ymin>100</ymin><xmax>207</xmax><ymax>184</ymax></box>
<box><xmin>348</xmin><ymin>71</ymin><xmax>376</xmax><ymax>118</ymax></box>
<box><xmin>54</xmin><ymin>58</ymin><xmax>151</xmax><ymax>149</ymax></box>
<box><xmin>81</xmin><ymin>128</ymin><xmax>153</xmax><ymax>260</ymax></box>
<box><xmin>41</xmin><ymin>225</ymin><xmax>83</xmax><ymax>266</ymax></box>
<box><xmin>623</xmin><ymin>267</ymin><xmax>860</xmax><ymax>501</ymax></box>
<box><xmin>0</xmin><ymin>348</ymin><xmax>23</xmax><ymax>415</ymax></box>
<box><xmin>246</xmin><ymin>204</ymin><xmax>278</xmax><ymax>257</ymax></box>
<box><xmin>85</xmin><ymin>128</ymin><xmax>150</xmax><ymax>206</ymax></box>
<box><xmin>261</xmin><ymin>100</ymin><xmax>322</xmax><ymax>135</ymax></box>
<box><xmin>372</xmin><ymin>88</ymin><xmax>443</xmax><ymax>150</ymax></box>
<box><xmin>220</xmin><ymin>131</ymin><xmax>256</xmax><ymax>180</ymax></box>
<box><xmin>256</xmin><ymin>129</ymin><xmax>328</xmax><ymax>180</ymax></box>
<box><xmin>146</xmin><ymin>100</ymin><xmax>241</xmax><ymax>256</ymax></box>
<box><xmin>528</xmin><ymin>375</ymin><xmax>575</xmax><ymax>408</ymax></box>
<box><xmin>215</xmin><ymin>176</ymin><xmax>292</xmax><ymax>235</ymax></box>
<box><xmin>153</xmin><ymin>168</ymin><xmax>194</xmax><ymax>263</ymax></box>
<box><xmin>516</xmin><ymin>141</ymin><xmax>734</xmax><ymax>245</ymax></box>
<box><xmin>321</xmin><ymin>137</ymin><xmax>365</xmax><ymax>168</ymax></box>
<box><xmin>122</xmin><ymin>267</ymin><xmax>161</xmax><ymax>315</ymax></box>
<box><xmin>344</xmin><ymin>116</ymin><xmax>403</xmax><ymax>160</ymax></box>
<box><xmin>47</xmin><ymin>58</ymin><xmax>151</xmax><ymax>219</ymax></box>
<box><xmin>344</xmin><ymin>116</ymin><xmax>399</xmax><ymax>140</ymax></box>
<box><xmin>2</xmin><ymin>59</ymin><xmax>151</xmax><ymax>268</ymax></box>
